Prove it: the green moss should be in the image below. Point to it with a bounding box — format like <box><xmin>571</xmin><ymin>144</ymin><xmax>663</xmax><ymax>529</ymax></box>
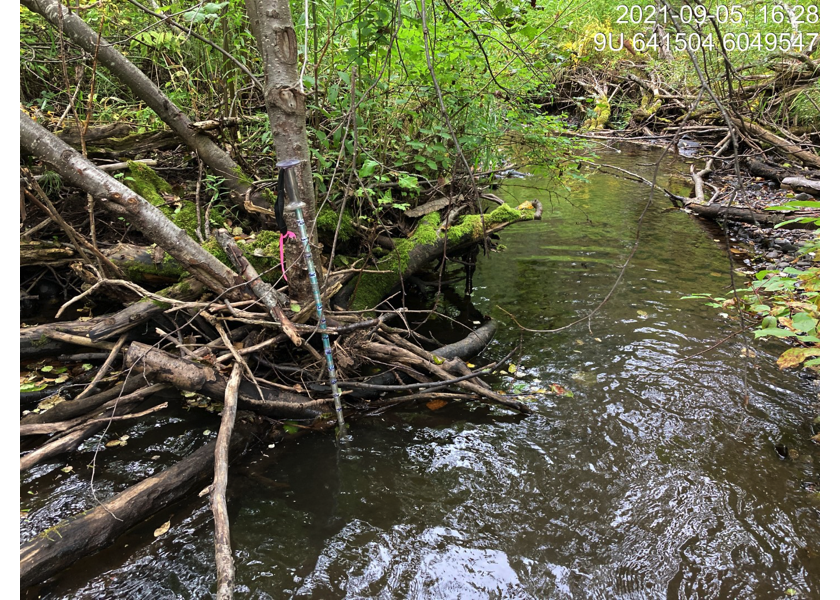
<box><xmin>447</xmin><ymin>203</ymin><xmax>526</xmax><ymax>243</ymax></box>
<box><xmin>125</xmin><ymin>161</ymin><xmax>172</xmax><ymax>207</ymax></box>
<box><xmin>253</xmin><ymin>230</ymin><xmax>281</xmax><ymax>252</ymax></box>
<box><xmin>349</xmin><ymin>213</ymin><xmax>440</xmax><ymax>310</ymax></box>
<box><xmin>233</xmin><ymin>164</ymin><xmax>253</xmax><ymax>187</ymax></box>
<box><xmin>33</xmin><ymin>334</ymin><xmax>51</xmax><ymax>348</ymax></box>
<box><xmin>347</xmin><ymin>206</ymin><xmax>530</xmax><ymax>310</ymax></box>
<box><xmin>123</xmin><ymin>250</ymin><xmax>185</xmax><ymax>283</ymax></box>
<box><xmin>202</xmin><ymin>238</ymin><xmax>231</xmax><ymax>267</ymax></box>
<box><xmin>317</xmin><ymin>208</ymin><xmax>355</xmax><ymax>244</ymax></box>
<box><xmin>150</xmin><ymin>298</ymin><xmax>171</xmax><ymax>309</ymax></box>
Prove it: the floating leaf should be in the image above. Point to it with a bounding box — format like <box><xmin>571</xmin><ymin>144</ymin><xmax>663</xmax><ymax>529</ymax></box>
<box><xmin>105</xmin><ymin>440</ymin><xmax>123</xmax><ymax>447</ymax></box>
<box><xmin>740</xmin><ymin>347</ymin><xmax>757</xmax><ymax>358</ymax></box>
<box><xmin>61</xmin><ymin>466</ymin><xmax>73</xmax><ymax>473</ymax></box>
<box><xmin>575</xmin><ymin>339</ymin><xmax>584</xmax><ymax>346</ymax></box>
<box><xmin>507</xmin><ymin>364</ymin><xmax>517</xmax><ymax>374</ymax></box>
<box><xmin>20</xmin><ymin>382</ymin><xmax>47</xmax><ymax>393</ymax></box>
<box><xmin>154</xmin><ymin>520</ymin><xmax>171</xmax><ymax>537</ymax></box>
<box><xmin>550</xmin><ymin>384</ymin><xmax>566</xmax><ymax>394</ymax></box>
<box><xmin>40</xmin><ymin>365</ymin><xmax>54</xmax><ymax>373</ymax></box>
<box><xmin>426</xmin><ymin>399</ymin><xmax>447</xmax><ymax>411</ymax></box>
<box><xmin>203</xmin><ymin>430</ymin><xmax>212</xmax><ymax>436</ymax></box>
<box><xmin>283</xmin><ymin>424</ymin><xmax>299</xmax><ymax>434</ymax></box>
<box><xmin>636</xmin><ymin>310</ymin><xmax>648</xmax><ymax>318</ymax></box>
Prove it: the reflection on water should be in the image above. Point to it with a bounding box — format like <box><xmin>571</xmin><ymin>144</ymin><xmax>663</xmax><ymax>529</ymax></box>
<box><xmin>27</xmin><ymin>145</ymin><xmax>818</xmax><ymax>599</ymax></box>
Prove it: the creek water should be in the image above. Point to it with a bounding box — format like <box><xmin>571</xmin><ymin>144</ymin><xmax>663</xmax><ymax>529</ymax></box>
<box><xmin>23</xmin><ymin>144</ymin><xmax>819</xmax><ymax>598</ymax></box>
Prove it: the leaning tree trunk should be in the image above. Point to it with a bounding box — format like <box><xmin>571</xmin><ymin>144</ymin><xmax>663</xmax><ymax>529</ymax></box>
<box><xmin>244</xmin><ymin>0</ymin><xmax>323</xmax><ymax>303</ymax></box>
<box><xmin>21</xmin><ymin>112</ymin><xmax>245</xmax><ymax>297</ymax></box>
<box><xmin>21</xmin><ymin>0</ymin><xmax>270</xmax><ymax>212</ymax></box>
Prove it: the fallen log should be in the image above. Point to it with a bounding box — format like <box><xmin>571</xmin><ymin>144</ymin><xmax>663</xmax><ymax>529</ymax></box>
<box><xmin>88</xmin><ymin>278</ymin><xmax>205</xmax><ymax>341</ymax></box>
<box><xmin>21</xmin><ymin>112</ymin><xmax>249</xmax><ymax>298</ymax></box>
<box><xmin>684</xmin><ymin>202</ymin><xmax>818</xmax><ymax>229</ymax></box>
<box><xmin>125</xmin><ymin>342</ymin><xmax>327</xmax><ymax>419</ymax></box>
<box><xmin>734</xmin><ymin>115</ymin><xmax>820</xmax><ymax>169</ymax></box>
<box><xmin>22</xmin><ymin>0</ymin><xmax>271</xmax><ymax>212</ymax></box>
<box><xmin>20</xmin><ymin>414</ymin><xmax>267</xmax><ymax>590</ymax></box>
<box><xmin>347</xmin><ymin>320</ymin><xmax>499</xmax><ymax>399</ymax></box>
<box><xmin>20</xmin><ymin>384</ymin><xmax>169</xmax><ymax>471</ymax></box>
<box><xmin>781</xmin><ymin>177</ymin><xmax>820</xmax><ymax>196</ymax></box>
<box><xmin>339</xmin><ymin>203</ymin><xmax>540</xmax><ymax>310</ymax></box>
<box><xmin>22</xmin><ymin>316</ymin><xmax>120</xmax><ymax>359</ymax></box>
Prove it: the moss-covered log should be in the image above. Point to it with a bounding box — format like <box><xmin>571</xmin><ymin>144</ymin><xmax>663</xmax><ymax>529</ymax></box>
<box><xmin>344</xmin><ymin>203</ymin><xmax>538</xmax><ymax>310</ymax></box>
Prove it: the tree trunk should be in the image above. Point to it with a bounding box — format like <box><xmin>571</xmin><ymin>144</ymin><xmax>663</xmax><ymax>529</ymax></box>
<box><xmin>244</xmin><ymin>0</ymin><xmax>323</xmax><ymax>302</ymax></box>
<box><xmin>21</xmin><ymin>112</ymin><xmax>247</xmax><ymax>297</ymax></box>
<box><xmin>21</xmin><ymin>0</ymin><xmax>269</xmax><ymax>211</ymax></box>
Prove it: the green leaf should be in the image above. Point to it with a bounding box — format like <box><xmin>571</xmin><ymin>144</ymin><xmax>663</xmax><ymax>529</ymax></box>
<box><xmin>290</xmin><ymin>303</ymin><xmax>302</xmax><ymax>313</ymax></box>
<box><xmin>753</xmin><ymin>328</ymin><xmax>798</xmax><ymax>338</ymax></box>
<box><xmin>20</xmin><ymin>382</ymin><xmax>48</xmax><ymax>393</ymax></box>
<box><xmin>283</xmin><ymin>424</ymin><xmax>299</xmax><ymax>434</ymax></box>
<box><xmin>359</xmin><ymin>159</ymin><xmax>378</xmax><ymax>178</ymax></box>
<box><xmin>398</xmin><ymin>175</ymin><xmax>419</xmax><ymax>190</ymax></box>
<box><xmin>761</xmin><ymin>316</ymin><xmax>777</xmax><ymax>329</ymax></box>
<box><xmin>431</xmin><ymin>355</ymin><xmax>445</xmax><ymax>365</ymax></box>
<box><xmin>492</xmin><ymin>1</ymin><xmax>511</xmax><ymax>18</ymax></box>
<box><xmin>41</xmin><ymin>365</ymin><xmax>54</xmax><ymax>373</ymax></box>
<box><xmin>791</xmin><ymin>312</ymin><xmax>817</xmax><ymax>333</ymax></box>
<box><xmin>766</xmin><ymin>200</ymin><xmax>819</xmax><ymax>210</ymax></box>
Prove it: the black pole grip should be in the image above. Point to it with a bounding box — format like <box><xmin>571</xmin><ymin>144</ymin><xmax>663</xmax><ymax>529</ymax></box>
<box><xmin>275</xmin><ymin>168</ymin><xmax>288</xmax><ymax>235</ymax></box>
